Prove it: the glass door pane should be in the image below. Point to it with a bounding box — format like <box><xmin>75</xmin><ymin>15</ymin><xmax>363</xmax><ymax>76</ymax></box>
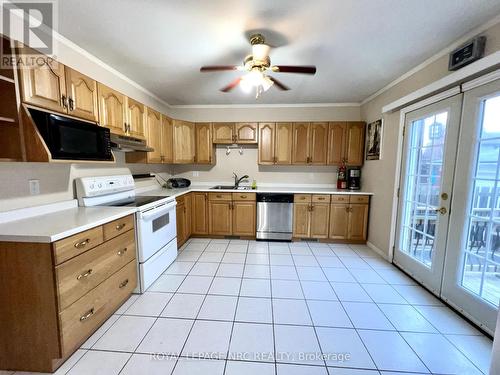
<box><xmin>395</xmin><ymin>94</ymin><xmax>462</xmax><ymax>294</ymax></box>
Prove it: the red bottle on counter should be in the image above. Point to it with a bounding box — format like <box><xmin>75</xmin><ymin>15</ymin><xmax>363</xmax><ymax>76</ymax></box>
<box><xmin>337</xmin><ymin>160</ymin><xmax>347</xmax><ymax>189</ymax></box>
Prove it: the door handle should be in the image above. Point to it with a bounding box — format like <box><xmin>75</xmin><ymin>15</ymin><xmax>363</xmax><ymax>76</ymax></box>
<box><xmin>68</xmin><ymin>97</ymin><xmax>74</xmax><ymax>111</ymax></box>
<box><xmin>434</xmin><ymin>207</ymin><xmax>447</xmax><ymax>215</ymax></box>
<box><xmin>61</xmin><ymin>95</ymin><xmax>68</xmax><ymax>109</ymax></box>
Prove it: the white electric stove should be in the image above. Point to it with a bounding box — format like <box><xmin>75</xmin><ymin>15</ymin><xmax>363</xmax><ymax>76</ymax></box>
<box><xmin>75</xmin><ymin>175</ymin><xmax>177</xmax><ymax>293</ymax></box>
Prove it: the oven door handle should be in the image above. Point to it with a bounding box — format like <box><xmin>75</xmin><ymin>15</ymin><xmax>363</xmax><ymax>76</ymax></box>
<box><xmin>139</xmin><ymin>201</ymin><xmax>177</xmax><ymax>221</ymax></box>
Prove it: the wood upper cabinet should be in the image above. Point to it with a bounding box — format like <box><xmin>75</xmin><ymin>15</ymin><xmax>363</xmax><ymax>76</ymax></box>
<box><xmin>97</xmin><ymin>83</ymin><xmax>126</xmax><ymax>135</ymax></box>
<box><xmin>258</xmin><ymin>122</ymin><xmax>275</xmax><ymax>164</ymax></box>
<box><xmin>145</xmin><ymin>108</ymin><xmax>162</xmax><ymax>163</ymax></box>
<box><xmin>195</xmin><ymin>123</ymin><xmax>214</xmax><ymax>164</ymax></box>
<box><xmin>329</xmin><ymin>204</ymin><xmax>349</xmax><ymax>239</ymax></box>
<box><xmin>192</xmin><ymin>192</ymin><xmax>209</xmax><ymax>235</ymax></box>
<box><xmin>126</xmin><ymin>98</ymin><xmax>145</xmax><ymax>139</ymax></box>
<box><xmin>64</xmin><ymin>68</ymin><xmax>98</xmax><ymax>122</ymax></box>
<box><xmin>212</xmin><ymin>123</ymin><xmax>234</xmax><ymax>144</ymax></box>
<box><xmin>292</xmin><ymin>123</ymin><xmax>310</xmax><ymax>164</ymax></box>
<box><xmin>173</xmin><ymin>120</ymin><xmax>195</xmax><ymax>164</ymax></box>
<box><xmin>161</xmin><ymin>116</ymin><xmax>173</xmax><ymax>163</ymax></box>
<box><xmin>235</xmin><ymin>123</ymin><xmax>258</xmax><ymax>143</ymax></box>
<box><xmin>232</xmin><ymin>201</ymin><xmax>256</xmax><ymax>236</ymax></box>
<box><xmin>209</xmin><ymin>200</ymin><xmax>233</xmax><ymax>235</ymax></box>
<box><xmin>309</xmin><ymin>122</ymin><xmax>328</xmax><ymax>164</ymax></box>
<box><xmin>293</xmin><ymin>202</ymin><xmax>311</xmax><ymax>238</ymax></box>
<box><xmin>19</xmin><ymin>56</ymin><xmax>67</xmax><ymax>113</ymax></box>
<box><xmin>275</xmin><ymin>123</ymin><xmax>293</xmax><ymax>164</ymax></box>
<box><xmin>328</xmin><ymin>122</ymin><xmax>347</xmax><ymax>165</ymax></box>
<box><xmin>345</xmin><ymin>122</ymin><xmax>366</xmax><ymax>166</ymax></box>
<box><xmin>348</xmin><ymin>203</ymin><xmax>369</xmax><ymax>240</ymax></box>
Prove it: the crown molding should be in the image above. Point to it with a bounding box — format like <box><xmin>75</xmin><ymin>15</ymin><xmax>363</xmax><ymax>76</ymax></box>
<box><xmin>360</xmin><ymin>13</ymin><xmax>500</xmax><ymax>106</ymax></box>
<box><xmin>168</xmin><ymin>102</ymin><xmax>361</xmax><ymax>109</ymax></box>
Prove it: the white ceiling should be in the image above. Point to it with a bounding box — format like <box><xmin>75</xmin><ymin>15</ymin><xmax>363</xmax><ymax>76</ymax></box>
<box><xmin>57</xmin><ymin>0</ymin><xmax>500</xmax><ymax>106</ymax></box>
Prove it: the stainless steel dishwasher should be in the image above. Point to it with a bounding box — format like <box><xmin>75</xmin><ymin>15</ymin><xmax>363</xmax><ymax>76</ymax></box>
<box><xmin>256</xmin><ymin>193</ymin><xmax>294</xmax><ymax>241</ymax></box>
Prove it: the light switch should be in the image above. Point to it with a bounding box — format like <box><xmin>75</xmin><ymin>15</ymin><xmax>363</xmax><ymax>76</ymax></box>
<box><xmin>29</xmin><ymin>179</ymin><xmax>40</xmax><ymax>195</ymax></box>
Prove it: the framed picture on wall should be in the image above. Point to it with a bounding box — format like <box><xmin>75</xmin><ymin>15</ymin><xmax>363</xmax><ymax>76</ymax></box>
<box><xmin>366</xmin><ymin>119</ymin><xmax>383</xmax><ymax>160</ymax></box>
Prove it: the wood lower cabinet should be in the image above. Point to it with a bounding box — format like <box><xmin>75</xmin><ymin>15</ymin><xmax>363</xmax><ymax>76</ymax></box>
<box><xmin>329</xmin><ymin>195</ymin><xmax>369</xmax><ymax>241</ymax></box>
<box><xmin>97</xmin><ymin>83</ymin><xmax>126</xmax><ymax>135</ymax></box>
<box><xmin>195</xmin><ymin>123</ymin><xmax>215</xmax><ymax>164</ymax></box>
<box><xmin>293</xmin><ymin>202</ymin><xmax>311</xmax><ymax>238</ymax></box>
<box><xmin>232</xmin><ymin>200</ymin><xmax>256</xmax><ymax>236</ymax></box>
<box><xmin>329</xmin><ymin>203</ymin><xmax>349</xmax><ymax>239</ymax></box>
<box><xmin>64</xmin><ymin>67</ymin><xmax>98</xmax><ymax>122</ymax></box>
<box><xmin>208</xmin><ymin>200</ymin><xmax>233</xmax><ymax>236</ymax></box>
<box><xmin>0</xmin><ymin>215</ymin><xmax>136</xmax><ymax>373</ymax></box>
<box><xmin>192</xmin><ymin>192</ymin><xmax>209</xmax><ymax>235</ymax></box>
<box><xmin>293</xmin><ymin>194</ymin><xmax>330</xmax><ymax>239</ymax></box>
<box><xmin>207</xmin><ymin>193</ymin><xmax>256</xmax><ymax>237</ymax></box>
<box><xmin>176</xmin><ymin>194</ymin><xmax>192</xmax><ymax>247</ymax></box>
<box><xmin>173</xmin><ymin>120</ymin><xmax>195</xmax><ymax>164</ymax></box>
<box><xmin>348</xmin><ymin>203</ymin><xmax>369</xmax><ymax>240</ymax></box>
<box><xmin>145</xmin><ymin>108</ymin><xmax>163</xmax><ymax>163</ymax></box>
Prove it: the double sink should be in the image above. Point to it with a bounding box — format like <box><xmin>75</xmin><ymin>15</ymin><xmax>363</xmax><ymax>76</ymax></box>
<box><xmin>211</xmin><ymin>185</ymin><xmax>253</xmax><ymax>190</ymax></box>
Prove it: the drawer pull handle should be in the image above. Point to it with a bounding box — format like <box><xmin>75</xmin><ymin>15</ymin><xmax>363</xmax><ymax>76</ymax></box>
<box><xmin>240</xmin><ymin>195</ymin><xmax>247</xmax><ymax>198</ymax></box>
<box><xmin>117</xmin><ymin>247</ymin><xmax>128</xmax><ymax>256</ymax></box>
<box><xmin>74</xmin><ymin>239</ymin><xmax>90</xmax><ymax>249</ymax></box>
<box><xmin>216</xmin><ymin>194</ymin><xmax>222</xmax><ymax>198</ymax></box>
<box><xmin>80</xmin><ymin>308</ymin><xmax>95</xmax><ymax>321</ymax></box>
<box><xmin>115</xmin><ymin>223</ymin><xmax>126</xmax><ymax>231</ymax></box>
<box><xmin>318</xmin><ymin>197</ymin><xmax>325</xmax><ymax>200</ymax></box>
<box><xmin>119</xmin><ymin>279</ymin><xmax>129</xmax><ymax>288</ymax></box>
<box><xmin>77</xmin><ymin>269</ymin><xmax>93</xmax><ymax>280</ymax></box>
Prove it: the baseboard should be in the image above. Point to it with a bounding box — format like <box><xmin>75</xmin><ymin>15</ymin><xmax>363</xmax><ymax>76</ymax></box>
<box><xmin>366</xmin><ymin>241</ymin><xmax>390</xmax><ymax>261</ymax></box>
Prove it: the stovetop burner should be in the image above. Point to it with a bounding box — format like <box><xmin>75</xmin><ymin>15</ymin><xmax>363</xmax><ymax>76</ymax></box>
<box><xmin>106</xmin><ymin>195</ymin><xmax>169</xmax><ymax>207</ymax></box>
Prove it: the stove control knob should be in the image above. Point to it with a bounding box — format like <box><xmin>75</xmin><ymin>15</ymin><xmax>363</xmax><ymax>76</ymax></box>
<box><xmin>98</xmin><ymin>183</ymin><xmax>102</xmax><ymax>188</ymax></box>
<box><xmin>90</xmin><ymin>184</ymin><xmax>95</xmax><ymax>190</ymax></box>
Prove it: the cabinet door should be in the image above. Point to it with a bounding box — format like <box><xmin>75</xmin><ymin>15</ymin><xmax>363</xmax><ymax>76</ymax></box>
<box><xmin>161</xmin><ymin>116</ymin><xmax>173</xmax><ymax>163</ymax></box>
<box><xmin>348</xmin><ymin>204</ymin><xmax>368</xmax><ymax>241</ymax></box>
<box><xmin>173</xmin><ymin>120</ymin><xmax>195</xmax><ymax>164</ymax></box>
<box><xmin>232</xmin><ymin>201</ymin><xmax>256</xmax><ymax>236</ymax></box>
<box><xmin>145</xmin><ymin>108</ymin><xmax>163</xmax><ymax>163</ymax></box>
<box><xmin>292</xmin><ymin>123</ymin><xmax>310</xmax><ymax>164</ymax></box>
<box><xmin>97</xmin><ymin>83</ymin><xmax>126</xmax><ymax>135</ymax></box>
<box><xmin>310</xmin><ymin>203</ymin><xmax>330</xmax><ymax>239</ymax></box>
<box><xmin>195</xmin><ymin>123</ymin><xmax>214</xmax><ymax>164</ymax></box>
<box><xmin>65</xmin><ymin>67</ymin><xmax>98</xmax><ymax>122</ymax></box>
<box><xmin>329</xmin><ymin>204</ymin><xmax>348</xmax><ymax>239</ymax></box>
<box><xmin>209</xmin><ymin>201</ymin><xmax>232</xmax><ymax>235</ymax></box>
<box><xmin>258</xmin><ymin>122</ymin><xmax>275</xmax><ymax>165</ymax></box>
<box><xmin>19</xmin><ymin>56</ymin><xmax>67</xmax><ymax>113</ymax></box>
<box><xmin>345</xmin><ymin>122</ymin><xmax>366</xmax><ymax>166</ymax></box>
<box><xmin>309</xmin><ymin>122</ymin><xmax>328</xmax><ymax>165</ymax></box>
<box><xmin>327</xmin><ymin>122</ymin><xmax>347</xmax><ymax>165</ymax></box>
<box><xmin>176</xmin><ymin>202</ymin><xmax>186</xmax><ymax>247</ymax></box>
<box><xmin>212</xmin><ymin>123</ymin><xmax>234</xmax><ymax>144</ymax></box>
<box><xmin>293</xmin><ymin>203</ymin><xmax>311</xmax><ymax>238</ymax></box>
<box><xmin>275</xmin><ymin>123</ymin><xmax>293</xmax><ymax>164</ymax></box>
<box><xmin>192</xmin><ymin>192</ymin><xmax>209</xmax><ymax>235</ymax></box>
<box><xmin>184</xmin><ymin>193</ymin><xmax>192</xmax><ymax>239</ymax></box>
<box><xmin>235</xmin><ymin>123</ymin><xmax>258</xmax><ymax>144</ymax></box>
<box><xmin>126</xmin><ymin>98</ymin><xmax>145</xmax><ymax>139</ymax></box>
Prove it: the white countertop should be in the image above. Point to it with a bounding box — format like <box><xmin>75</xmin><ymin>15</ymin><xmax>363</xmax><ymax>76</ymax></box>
<box><xmin>0</xmin><ymin>203</ymin><xmax>137</xmax><ymax>243</ymax></box>
<box><xmin>137</xmin><ymin>185</ymin><xmax>374</xmax><ymax>199</ymax></box>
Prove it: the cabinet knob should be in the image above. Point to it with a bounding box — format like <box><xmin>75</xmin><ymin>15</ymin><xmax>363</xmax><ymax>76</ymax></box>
<box><xmin>117</xmin><ymin>248</ymin><xmax>128</xmax><ymax>256</ymax></box>
<box><xmin>76</xmin><ymin>269</ymin><xmax>93</xmax><ymax>280</ymax></box>
<box><xmin>115</xmin><ymin>223</ymin><xmax>126</xmax><ymax>231</ymax></box>
<box><xmin>80</xmin><ymin>308</ymin><xmax>95</xmax><ymax>321</ymax></box>
<box><xmin>74</xmin><ymin>238</ymin><xmax>90</xmax><ymax>249</ymax></box>
<box><xmin>119</xmin><ymin>279</ymin><xmax>129</xmax><ymax>288</ymax></box>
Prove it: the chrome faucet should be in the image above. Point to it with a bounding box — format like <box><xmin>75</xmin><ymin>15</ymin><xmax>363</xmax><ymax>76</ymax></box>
<box><xmin>233</xmin><ymin>172</ymin><xmax>249</xmax><ymax>188</ymax></box>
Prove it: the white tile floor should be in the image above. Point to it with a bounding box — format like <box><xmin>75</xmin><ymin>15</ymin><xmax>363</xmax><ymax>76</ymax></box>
<box><xmin>10</xmin><ymin>239</ymin><xmax>494</xmax><ymax>375</ymax></box>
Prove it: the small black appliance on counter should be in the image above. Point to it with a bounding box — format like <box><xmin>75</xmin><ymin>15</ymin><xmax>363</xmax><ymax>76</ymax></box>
<box><xmin>167</xmin><ymin>178</ymin><xmax>191</xmax><ymax>188</ymax></box>
<box><xmin>348</xmin><ymin>168</ymin><xmax>361</xmax><ymax>190</ymax></box>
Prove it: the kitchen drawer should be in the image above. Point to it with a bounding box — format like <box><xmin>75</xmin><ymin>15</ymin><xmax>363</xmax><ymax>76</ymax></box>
<box><xmin>103</xmin><ymin>215</ymin><xmax>134</xmax><ymax>241</ymax></box>
<box><xmin>294</xmin><ymin>194</ymin><xmax>312</xmax><ymax>203</ymax></box>
<box><xmin>53</xmin><ymin>226</ymin><xmax>104</xmax><ymax>265</ymax></box>
<box><xmin>312</xmin><ymin>194</ymin><xmax>330</xmax><ymax>203</ymax></box>
<box><xmin>350</xmin><ymin>195</ymin><xmax>370</xmax><ymax>204</ymax></box>
<box><xmin>232</xmin><ymin>192</ymin><xmax>256</xmax><ymax>201</ymax></box>
<box><xmin>208</xmin><ymin>192</ymin><xmax>232</xmax><ymax>201</ymax></box>
<box><xmin>55</xmin><ymin>229</ymin><xmax>136</xmax><ymax>311</ymax></box>
<box><xmin>59</xmin><ymin>260</ymin><xmax>136</xmax><ymax>356</ymax></box>
<box><xmin>331</xmin><ymin>195</ymin><xmax>350</xmax><ymax>203</ymax></box>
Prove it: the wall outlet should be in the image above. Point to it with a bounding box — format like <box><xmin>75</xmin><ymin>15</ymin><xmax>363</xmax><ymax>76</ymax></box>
<box><xmin>29</xmin><ymin>179</ymin><xmax>40</xmax><ymax>195</ymax></box>
<box><xmin>192</xmin><ymin>171</ymin><xmax>199</xmax><ymax>177</ymax></box>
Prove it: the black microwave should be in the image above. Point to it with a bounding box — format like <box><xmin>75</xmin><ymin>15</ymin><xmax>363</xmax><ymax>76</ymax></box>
<box><xmin>29</xmin><ymin>108</ymin><xmax>113</xmax><ymax>161</ymax></box>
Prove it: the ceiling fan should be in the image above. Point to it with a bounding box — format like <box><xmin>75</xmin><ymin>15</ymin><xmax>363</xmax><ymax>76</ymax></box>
<box><xmin>200</xmin><ymin>33</ymin><xmax>316</xmax><ymax>98</ymax></box>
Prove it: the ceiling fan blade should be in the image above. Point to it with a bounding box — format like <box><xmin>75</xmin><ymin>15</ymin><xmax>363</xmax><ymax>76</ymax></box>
<box><xmin>200</xmin><ymin>65</ymin><xmax>239</xmax><ymax>72</ymax></box>
<box><xmin>272</xmin><ymin>65</ymin><xmax>316</xmax><ymax>74</ymax></box>
<box><xmin>269</xmin><ymin>76</ymin><xmax>290</xmax><ymax>91</ymax></box>
<box><xmin>220</xmin><ymin>77</ymin><xmax>242</xmax><ymax>92</ymax></box>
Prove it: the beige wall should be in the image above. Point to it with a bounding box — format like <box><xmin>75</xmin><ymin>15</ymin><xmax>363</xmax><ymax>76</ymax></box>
<box><xmin>172</xmin><ymin>146</ymin><xmax>338</xmax><ymax>186</ymax></box>
<box><xmin>361</xmin><ymin>21</ymin><xmax>500</xmax><ymax>258</ymax></box>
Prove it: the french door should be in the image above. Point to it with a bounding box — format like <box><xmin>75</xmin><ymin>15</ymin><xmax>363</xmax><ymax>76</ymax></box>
<box><xmin>394</xmin><ymin>94</ymin><xmax>462</xmax><ymax>294</ymax></box>
<box><xmin>442</xmin><ymin>78</ymin><xmax>500</xmax><ymax>334</ymax></box>
<box><xmin>395</xmin><ymin>75</ymin><xmax>500</xmax><ymax>334</ymax></box>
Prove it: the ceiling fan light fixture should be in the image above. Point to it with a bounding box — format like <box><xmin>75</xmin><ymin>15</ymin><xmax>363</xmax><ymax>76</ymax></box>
<box><xmin>252</xmin><ymin>43</ymin><xmax>271</xmax><ymax>61</ymax></box>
